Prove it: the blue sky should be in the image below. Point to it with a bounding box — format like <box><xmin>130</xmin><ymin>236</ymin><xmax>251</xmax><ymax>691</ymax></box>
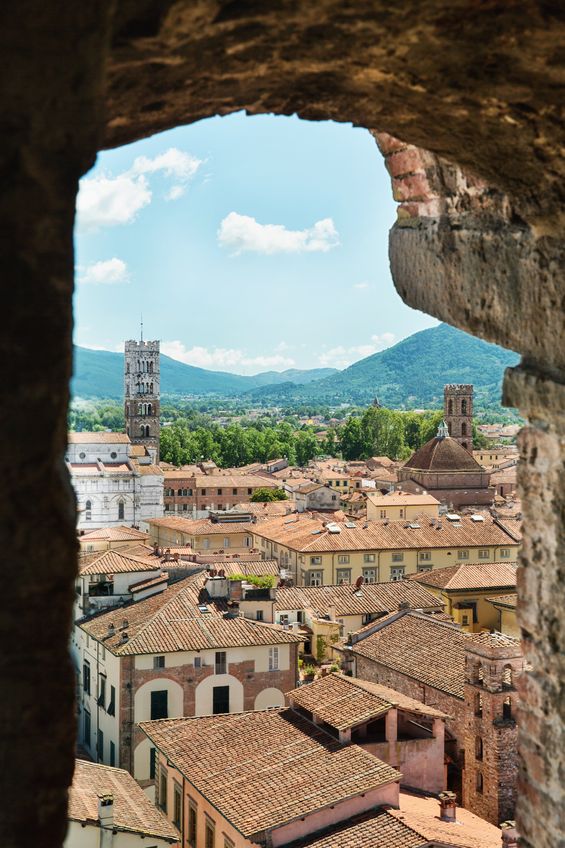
<box><xmin>74</xmin><ymin>112</ymin><xmax>437</xmax><ymax>374</ymax></box>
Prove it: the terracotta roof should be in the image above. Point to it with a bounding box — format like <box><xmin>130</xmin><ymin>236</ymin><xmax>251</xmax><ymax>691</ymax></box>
<box><xmin>410</xmin><ymin>562</ymin><xmax>517</xmax><ymax>591</ymax></box>
<box><xmin>211</xmin><ymin>559</ymin><xmax>280</xmax><ymax>577</ymax></box>
<box><xmin>388</xmin><ymin>791</ymin><xmax>502</xmax><ymax>848</ymax></box>
<box><xmin>163</xmin><ymin>472</ymin><xmax>276</xmax><ymax>488</ymax></box>
<box><xmin>129</xmin><ymin>573</ymin><xmax>168</xmax><ymax>593</ymax></box>
<box><xmin>367</xmin><ymin>492</ymin><xmax>440</xmax><ymax>507</ymax></box>
<box><xmin>78</xmin><ymin>526</ymin><xmax>149</xmax><ymax>543</ymax></box>
<box><xmin>130</xmin><ymin>461</ymin><xmax>163</xmax><ymax>476</ymax></box>
<box><xmin>80</xmin><ymin>574</ymin><xmax>300</xmax><ymax>655</ymax></box>
<box><xmin>68</xmin><ymin>760</ymin><xmax>178</xmax><ymax>841</ymax></box>
<box><xmin>253</xmin><ymin>513</ymin><xmax>519</xmax><ymax>553</ymax></box>
<box><xmin>467</xmin><ymin>630</ymin><xmax>521</xmax><ymax>650</ymax></box>
<box><xmin>140</xmin><ymin>709</ymin><xmax>401</xmax><ymax>837</ymax></box>
<box><xmin>487</xmin><ymin>593</ymin><xmax>518</xmax><ymax>609</ymax></box>
<box><xmin>287</xmin><ymin>673</ymin><xmax>448</xmax><ymax>730</ymax></box>
<box><xmin>233</xmin><ymin>501</ymin><xmax>295</xmax><ymax>517</ymax></box>
<box><xmin>296</xmin><ymin>482</ymin><xmax>326</xmax><ymax>494</ymax></box>
<box><xmin>275</xmin><ymin>582</ymin><xmax>442</xmax><ymax>617</ymax></box>
<box><xmin>148</xmin><ymin>517</ymin><xmax>255</xmax><ymax>535</ymax></box>
<box><xmin>403</xmin><ymin>436</ymin><xmax>484</xmax><ymax>472</ymax></box>
<box><xmin>283</xmin><ymin>808</ymin><xmax>425</xmax><ymax>848</ymax></box>
<box><xmin>69</xmin><ymin>432</ymin><xmax>130</xmax><ymax>444</ymax></box>
<box><xmin>351</xmin><ymin>611</ymin><xmax>469</xmax><ymax>699</ymax></box>
<box><xmin>78</xmin><ymin>549</ymin><xmax>161</xmax><ymax>576</ymax></box>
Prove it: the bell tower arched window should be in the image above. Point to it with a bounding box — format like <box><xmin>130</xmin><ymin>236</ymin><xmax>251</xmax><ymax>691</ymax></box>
<box><xmin>85</xmin><ymin>500</ymin><xmax>92</xmax><ymax>521</ymax></box>
<box><xmin>118</xmin><ymin>499</ymin><xmax>125</xmax><ymax>521</ymax></box>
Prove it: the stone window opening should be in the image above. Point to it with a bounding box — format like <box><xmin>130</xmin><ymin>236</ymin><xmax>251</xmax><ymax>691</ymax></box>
<box><xmin>476</xmin><ymin>771</ymin><xmax>483</xmax><ymax>794</ymax></box>
<box><xmin>502</xmin><ymin>664</ymin><xmax>514</xmax><ymax>690</ymax></box>
<box><xmin>503</xmin><ymin>696</ymin><xmax>513</xmax><ymax>720</ymax></box>
<box><xmin>475</xmin><ymin>735</ymin><xmax>483</xmax><ymax>760</ymax></box>
<box><xmin>475</xmin><ymin>692</ymin><xmax>483</xmax><ymax>717</ymax></box>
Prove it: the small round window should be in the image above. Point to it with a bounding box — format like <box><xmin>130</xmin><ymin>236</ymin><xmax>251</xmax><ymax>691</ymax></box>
<box><xmin>79</xmin><ymin>452</ymin><xmax>86</xmax><ymax>459</ymax></box>
<box><xmin>110</xmin><ymin>451</ymin><xmax>117</xmax><ymax>459</ymax></box>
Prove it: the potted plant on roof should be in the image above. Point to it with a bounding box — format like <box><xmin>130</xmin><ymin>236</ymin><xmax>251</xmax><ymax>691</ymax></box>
<box><xmin>302</xmin><ymin>664</ymin><xmax>316</xmax><ymax>682</ymax></box>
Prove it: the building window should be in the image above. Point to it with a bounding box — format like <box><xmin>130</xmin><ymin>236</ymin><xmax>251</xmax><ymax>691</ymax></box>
<box><xmin>461</xmin><ymin>614</ymin><xmax>469</xmax><ymax>626</ymax></box>
<box><xmin>310</xmin><ymin>556</ymin><xmax>322</xmax><ymax>565</ymax></box>
<box><xmin>399</xmin><ymin>509</ymin><xmax>404</xmax><ymax>519</ymax></box>
<box><xmin>150</xmin><ymin>690</ymin><xmax>168</xmax><ymax>720</ymax></box>
<box><xmin>153</xmin><ymin>655</ymin><xmax>165</xmax><ymax>669</ymax></box>
<box><xmin>475</xmin><ymin>692</ymin><xmax>483</xmax><ymax>716</ymax></box>
<box><xmin>269</xmin><ymin>647</ymin><xmax>279</xmax><ymax>671</ymax></box>
<box><xmin>188</xmin><ymin>801</ymin><xmax>197</xmax><ymax>847</ymax></box>
<box><xmin>380</xmin><ymin>509</ymin><xmax>387</xmax><ymax>519</ymax></box>
<box><xmin>461</xmin><ymin>422</ymin><xmax>468</xmax><ymax>437</ymax></box>
<box><xmin>256</xmin><ymin>610</ymin><xmax>264</xmax><ymax>621</ymax></box>
<box><xmin>85</xmin><ymin>500</ymin><xmax>92</xmax><ymax>521</ymax></box>
<box><xmin>97</xmin><ymin>729</ymin><xmax>104</xmax><ymax>762</ymax></box>
<box><xmin>149</xmin><ymin>747</ymin><xmax>156</xmax><ymax>780</ymax></box>
<box><xmin>201</xmin><ymin>488</ymin><xmax>207</xmax><ymax>496</ymax></box>
<box><xmin>476</xmin><ymin>771</ymin><xmax>483</xmax><ymax>794</ymax></box>
<box><xmin>419</xmin><ymin>551</ymin><xmax>432</xmax><ymax>561</ymax></box>
<box><xmin>336</xmin><ymin>568</ymin><xmax>351</xmax><ymax>585</ymax></box>
<box><xmin>109</xmin><ymin>741</ymin><xmax>115</xmax><ymax>767</ymax></box>
<box><xmin>83</xmin><ymin>661</ymin><xmax>91</xmax><ymax>695</ymax></box>
<box><xmin>194</xmin><ymin>656</ymin><xmax>202</xmax><ymax>669</ymax></box>
<box><xmin>83</xmin><ymin>709</ymin><xmax>91</xmax><ymax>746</ymax></box>
<box><xmin>363</xmin><ymin>554</ymin><xmax>375</xmax><ymax>563</ymax></box>
<box><xmin>475</xmin><ymin>736</ymin><xmax>483</xmax><ymax>760</ymax></box>
<box><xmin>215</xmin><ymin>651</ymin><xmax>227</xmax><ymax>675</ymax></box>
<box><xmin>247</xmin><ymin>488</ymin><xmax>252</xmax><ymax>495</ymax></box>
<box><xmin>223</xmin><ymin>538</ymin><xmax>230</xmax><ymax>549</ymax></box>
<box><xmin>390</xmin><ymin>566</ymin><xmax>405</xmax><ymax>581</ymax></box>
<box><xmin>118</xmin><ymin>499</ymin><xmax>125</xmax><ymax>521</ymax></box>
<box><xmin>217</xmin><ymin>488</ymin><xmax>223</xmax><ymax>496</ymax></box>
<box><xmin>159</xmin><ymin>770</ymin><xmax>167</xmax><ymax>812</ymax></box>
<box><xmin>392</xmin><ymin>552</ymin><xmax>404</xmax><ymax>563</ymax></box>
<box><xmin>107</xmin><ymin>685</ymin><xmax>116</xmax><ymax>716</ymax></box>
<box><xmin>232</xmin><ymin>488</ymin><xmax>238</xmax><ymax>495</ymax></box>
<box><xmin>173</xmin><ymin>784</ymin><xmax>182</xmax><ymax>828</ymax></box>
<box><xmin>212</xmin><ymin>686</ymin><xmax>230</xmax><ymax>715</ymax></box>
<box><xmin>499</xmin><ymin>548</ymin><xmax>511</xmax><ymax>558</ymax></box>
<box><xmin>308</xmin><ymin>571</ymin><xmax>323</xmax><ymax>587</ymax></box>
<box><xmin>502</xmin><ymin>665</ymin><xmax>513</xmax><ymax>690</ymax></box>
<box><xmin>362</xmin><ymin>568</ymin><xmax>377</xmax><ymax>583</ymax></box>
<box><xmin>478</xmin><ymin>549</ymin><xmax>489</xmax><ymax>559</ymax></box>
<box><xmin>205</xmin><ymin>819</ymin><xmax>215</xmax><ymax>848</ymax></box>
<box><xmin>503</xmin><ymin>696</ymin><xmax>513</xmax><ymax>720</ymax></box>
<box><xmin>461</xmin><ymin>399</ymin><xmax>468</xmax><ymax>415</ymax></box>
<box><xmin>337</xmin><ymin>554</ymin><xmax>350</xmax><ymax>564</ymax></box>
<box><xmin>458</xmin><ymin>549</ymin><xmax>470</xmax><ymax>560</ymax></box>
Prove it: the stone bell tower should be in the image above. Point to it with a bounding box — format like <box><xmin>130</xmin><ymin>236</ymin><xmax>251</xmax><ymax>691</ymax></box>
<box><xmin>444</xmin><ymin>384</ymin><xmax>473</xmax><ymax>452</ymax></box>
<box><xmin>124</xmin><ymin>324</ymin><xmax>160</xmax><ymax>461</ymax></box>
<box><xmin>463</xmin><ymin>632</ymin><xmax>523</xmax><ymax>826</ymax></box>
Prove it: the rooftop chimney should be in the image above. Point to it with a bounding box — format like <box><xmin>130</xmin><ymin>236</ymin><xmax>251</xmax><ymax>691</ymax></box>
<box><xmin>501</xmin><ymin>821</ymin><xmax>519</xmax><ymax>847</ymax></box>
<box><xmin>439</xmin><ymin>791</ymin><xmax>457</xmax><ymax>822</ymax></box>
<box><xmin>120</xmin><ymin>631</ymin><xmax>129</xmax><ymax>643</ymax></box>
<box><xmin>107</xmin><ymin>623</ymin><xmax>115</xmax><ymax>637</ymax></box>
<box><xmin>98</xmin><ymin>793</ymin><xmax>114</xmax><ymax>828</ymax></box>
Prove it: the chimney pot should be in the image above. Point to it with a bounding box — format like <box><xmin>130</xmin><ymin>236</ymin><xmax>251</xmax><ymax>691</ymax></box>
<box><xmin>438</xmin><ymin>791</ymin><xmax>457</xmax><ymax>822</ymax></box>
<box><xmin>98</xmin><ymin>793</ymin><xmax>114</xmax><ymax>828</ymax></box>
<box><xmin>501</xmin><ymin>821</ymin><xmax>519</xmax><ymax>847</ymax></box>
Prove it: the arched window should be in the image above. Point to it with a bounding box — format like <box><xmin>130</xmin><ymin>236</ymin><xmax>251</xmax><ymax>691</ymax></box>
<box><xmin>447</xmin><ymin>421</ymin><xmax>452</xmax><ymax>435</ymax></box>
<box><xmin>503</xmin><ymin>696</ymin><xmax>512</xmax><ymax>720</ymax></box>
<box><xmin>149</xmin><ymin>361</ymin><xmax>153</xmax><ymax>373</ymax></box>
<box><xmin>148</xmin><ymin>403</ymin><xmax>152</xmax><ymax>416</ymax></box>
<box><xmin>448</xmin><ymin>399</ymin><xmax>453</xmax><ymax>415</ymax></box>
<box><xmin>475</xmin><ymin>692</ymin><xmax>483</xmax><ymax>717</ymax></box>
<box><xmin>461</xmin><ymin>399</ymin><xmax>468</xmax><ymax>415</ymax></box>
<box><xmin>85</xmin><ymin>500</ymin><xmax>92</xmax><ymax>521</ymax></box>
<box><xmin>140</xmin><ymin>425</ymin><xmax>145</xmax><ymax>437</ymax></box>
<box><xmin>150</xmin><ymin>382</ymin><xmax>153</xmax><ymax>393</ymax></box>
<box><xmin>476</xmin><ymin>771</ymin><xmax>483</xmax><ymax>794</ymax></box>
<box><xmin>461</xmin><ymin>422</ymin><xmax>467</xmax><ymax>436</ymax></box>
<box><xmin>475</xmin><ymin>736</ymin><xmax>483</xmax><ymax>760</ymax></box>
<box><xmin>118</xmin><ymin>499</ymin><xmax>125</xmax><ymax>521</ymax></box>
<box><xmin>502</xmin><ymin>665</ymin><xmax>513</xmax><ymax>690</ymax></box>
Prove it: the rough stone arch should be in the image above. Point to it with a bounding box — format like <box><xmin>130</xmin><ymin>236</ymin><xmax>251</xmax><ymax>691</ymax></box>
<box><xmin>1</xmin><ymin>5</ymin><xmax>564</xmax><ymax>848</ymax></box>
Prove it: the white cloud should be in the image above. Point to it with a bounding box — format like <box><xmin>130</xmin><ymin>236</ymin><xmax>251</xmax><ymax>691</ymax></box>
<box><xmin>77</xmin><ymin>174</ymin><xmax>151</xmax><ymax>232</ymax></box>
<box><xmin>319</xmin><ymin>333</ymin><xmax>396</xmax><ymax>369</ymax></box>
<box><xmin>76</xmin><ymin>147</ymin><xmax>203</xmax><ymax>230</ymax></box>
<box><xmin>161</xmin><ymin>341</ymin><xmax>295</xmax><ymax>375</ymax></box>
<box><xmin>217</xmin><ymin>212</ymin><xmax>340</xmax><ymax>255</ymax></box>
<box><xmin>353</xmin><ymin>281</ymin><xmax>370</xmax><ymax>290</ymax></box>
<box><xmin>77</xmin><ymin>257</ymin><xmax>130</xmax><ymax>285</ymax></box>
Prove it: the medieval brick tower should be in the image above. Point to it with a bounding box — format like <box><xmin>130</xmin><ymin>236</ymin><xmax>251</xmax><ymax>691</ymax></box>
<box><xmin>444</xmin><ymin>384</ymin><xmax>473</xmax><ymax>452</ymax></box>
<box><xmin>463</xmin><ymin>632</ymin><xmax>523</xmax><ymax>826</ymax></box>
<box><xmin>124</xmin><ymin>333</ymin><xmax>160</xmax><ymax>461</ymax></box>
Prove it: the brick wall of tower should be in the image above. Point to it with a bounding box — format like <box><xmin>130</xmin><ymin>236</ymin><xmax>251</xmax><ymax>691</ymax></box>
<box><xmin>444</xmin><ymin>384</ymin><xmax>473</xmax><ymax>452</ymax></box>
<box><xmin>124</xmin><ymin>339</ymin><xmax>161</xmax><ymax>461</ymax></box>
<box><xmin>462</xmin><ymin>648</ymin><xmax>523</xmax><ymax>825</ymax></box>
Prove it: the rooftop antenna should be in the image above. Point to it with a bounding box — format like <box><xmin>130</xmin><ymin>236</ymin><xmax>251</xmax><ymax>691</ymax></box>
<box><xmin>140</xmin><ymin>313</ymin><xmax>143</xmax><ymax>342</ymax></box>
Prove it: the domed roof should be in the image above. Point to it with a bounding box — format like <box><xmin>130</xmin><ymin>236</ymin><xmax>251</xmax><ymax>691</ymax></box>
<box><xmin>403</xmin><ymin>426</ymin><xmax>483</xmax><ymax>473</ymax></box>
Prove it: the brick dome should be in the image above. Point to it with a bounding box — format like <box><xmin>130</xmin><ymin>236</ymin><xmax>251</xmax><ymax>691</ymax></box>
<box><xmin>403</xmin><ymin>434</ymin><xmax>483</xmax><ymax>472</ymax></box>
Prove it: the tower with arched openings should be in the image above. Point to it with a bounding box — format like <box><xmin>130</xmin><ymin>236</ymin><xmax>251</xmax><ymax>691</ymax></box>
<box><xmin>444</xmin><ymin>384</ymin><xmax>473</xmax><ymax>452</ymax></box>
<box><xmin>463</xmin><ymin>631</ymin><xmax>524</xmax><ymax>826</ymax></box>
<box><xmin>124</xmin><ymin>336</ymin><xmax>160</xmax><ymax>461</ymax></box>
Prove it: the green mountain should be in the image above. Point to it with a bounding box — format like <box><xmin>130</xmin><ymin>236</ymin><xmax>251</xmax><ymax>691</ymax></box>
<box><xmin>245</xmin><ymin>324</ymin><xmax>520</xmax><ymax>409</ymax></box>
<box><xmin>71</xmin><ymin>347</ymin><xmax>337</xmax><ymax>399</ymax></box>
<box><xmin>72</xmin><ymin>324</ymin><xmax>519</xmax><ymax>410</ymax></box>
